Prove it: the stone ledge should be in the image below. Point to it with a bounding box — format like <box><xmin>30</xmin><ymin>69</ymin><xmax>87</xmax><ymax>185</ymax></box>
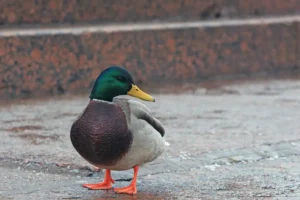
<box><xmin>0</xmin><ymin>0</ymin><xmax>299</xmax><ymax>26</ymax></box>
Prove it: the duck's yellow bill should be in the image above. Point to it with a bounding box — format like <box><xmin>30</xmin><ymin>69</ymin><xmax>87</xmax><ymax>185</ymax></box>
<box><xmin>127</xmin><ymin>84</ymin><xmax>155</xmax><ymax>102</ymax></box>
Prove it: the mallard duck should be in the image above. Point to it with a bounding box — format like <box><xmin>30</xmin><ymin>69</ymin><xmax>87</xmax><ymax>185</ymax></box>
<box><xmin>70</xmin><ymin>66</ymin><xmax>165</xmax><ymax>195</ymax></box>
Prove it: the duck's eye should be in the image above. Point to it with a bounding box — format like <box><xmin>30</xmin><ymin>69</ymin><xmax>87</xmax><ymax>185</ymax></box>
<box><xmin>116</xmin><ymin>76</ymin><xmax>126</xmax><ymax>82</ymax></box>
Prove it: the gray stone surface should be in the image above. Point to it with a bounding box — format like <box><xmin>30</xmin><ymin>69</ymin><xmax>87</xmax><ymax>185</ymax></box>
<box><xmin>1</xmin><ymin>79</ymin><xmax>300</xmax><ymax>200</ymax></box>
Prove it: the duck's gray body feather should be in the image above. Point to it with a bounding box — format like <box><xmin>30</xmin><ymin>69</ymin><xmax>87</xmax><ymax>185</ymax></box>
<box><xmin>108</xmin><ymin>98</ymin><xmax>165</xmax><ymax>170</ymax></box>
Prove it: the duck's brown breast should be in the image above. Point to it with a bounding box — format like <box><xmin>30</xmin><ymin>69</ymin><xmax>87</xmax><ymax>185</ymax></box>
<box><xmin>70</xmin><ymin>100</ymin><xmax>132</xmax><ymax>166</ymax></box>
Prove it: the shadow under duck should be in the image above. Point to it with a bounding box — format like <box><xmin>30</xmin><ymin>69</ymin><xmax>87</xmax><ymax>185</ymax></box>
<box><xmin>70</xmin><ymin>66</ymin><xmax>166</xmax><ymax>195</ymax></box>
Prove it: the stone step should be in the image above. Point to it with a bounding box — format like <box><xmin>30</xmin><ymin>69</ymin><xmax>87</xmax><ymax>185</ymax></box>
<box><xmin>0</xmin><ymin>0</ymin><xmax>299</xmax><ymax>26</ymax></box>
<box><xmin>0</xmin><ymin>16</ymin><xmax>299</xmax><ymax>99</ymax></box>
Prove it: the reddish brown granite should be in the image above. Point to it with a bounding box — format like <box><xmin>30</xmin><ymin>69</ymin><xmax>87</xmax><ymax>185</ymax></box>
<box><xmin>0</xmin><ymin>22</ymin><xmax>298</xmax><ymax>99</ymax></box>
<box><xmin>0</xmin><ymin>0</ymin><xmax>299</xmax><ymax>26</ymax></box>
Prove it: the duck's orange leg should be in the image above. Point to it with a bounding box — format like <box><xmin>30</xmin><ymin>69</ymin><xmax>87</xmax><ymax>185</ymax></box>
<box><xmin>82</xmin><ymin>169</ymin><xmax>114</xmax><ymax>190</ymax></box>
<box><xmin>114</xmin><ymin>166</ymin><xmax>139</xmax><ymax>195</ymax></box>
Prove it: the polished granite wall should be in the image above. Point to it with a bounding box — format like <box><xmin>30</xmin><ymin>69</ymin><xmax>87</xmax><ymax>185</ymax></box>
<box><xmin>0</xmin><ymin>0</ymin><xmax>299</xmax><ymax>25</ymax></box>
<box><xmin>0</xmin><ymin>1</ymin><xmax>299</xmax><ymax>99</ymax></box>
<box><xmin>0</xmin><ymin>23</ymin><xmax>298</xmax><ymax>99</ymax></box>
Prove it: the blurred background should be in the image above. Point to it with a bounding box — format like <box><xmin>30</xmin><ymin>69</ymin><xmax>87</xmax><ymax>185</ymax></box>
<box><xmin>0</xmin><ymin>0</ymin><xmax>299</xmax><ymax>100</ymax></box>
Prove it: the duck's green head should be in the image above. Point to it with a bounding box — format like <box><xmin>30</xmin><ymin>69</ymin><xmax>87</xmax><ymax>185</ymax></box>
<box><xmin>89</xmin><ymin>66</ymin><xmax>155</xmax><ymax>102</ymax></box>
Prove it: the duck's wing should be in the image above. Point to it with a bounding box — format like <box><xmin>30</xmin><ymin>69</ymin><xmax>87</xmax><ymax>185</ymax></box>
<box><xmin>113</xmin><ymin>97</ymin><xmax>165</xmax><ymax>137</ymax></box>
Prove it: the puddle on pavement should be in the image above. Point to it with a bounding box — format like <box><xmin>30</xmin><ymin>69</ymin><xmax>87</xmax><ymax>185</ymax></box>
<box><xmin>10</xmin><ymin>133</ymin><xmax>60</xmax><ymax>145</ymax></box>
<box><xmin>3</xmin><ymin>125</ymin><xmax>43</xmax><ymax>132</ymax></box>
<box><xmin>1</xmin><ymin>124</ymin><xmax>59</xmax><ymax>144</ymax></box>
<box><xmin>53</xmin><ymin>112</ymin><xmax>80</xmax><ymax>119</ymax></box>
<box><xmin>2</xmin><ymin>118</ymin><xmax>42</xmax><ymax>124</ymax></box>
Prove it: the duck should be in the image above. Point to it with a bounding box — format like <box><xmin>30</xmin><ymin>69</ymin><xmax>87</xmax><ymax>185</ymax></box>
<box><xmin>70</xmin><ymin>66</ymin><xmax>166</xmax><ymax>195</ymax></box>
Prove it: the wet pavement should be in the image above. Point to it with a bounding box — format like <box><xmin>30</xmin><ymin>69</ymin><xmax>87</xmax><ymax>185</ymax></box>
<box><xmin>1</xmin><ymin>79</ymin><xmax>300</xmax><ymax>200</ymax></box>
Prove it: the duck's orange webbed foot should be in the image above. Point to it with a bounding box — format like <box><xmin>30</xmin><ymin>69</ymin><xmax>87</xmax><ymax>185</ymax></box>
<box><xmin>114</xmin><ymin>166</ymin><xmax>139</xmax><ymax>195</ymax></box>
<box><xmin>114</xmin><ymin>184</ymin><xmax>137</xmax><ymax>194</ymax></box>
<box><xmin>83</xmin><ymin>169</ymin><xmax>114</xmax><ymax>190</ymax></box>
